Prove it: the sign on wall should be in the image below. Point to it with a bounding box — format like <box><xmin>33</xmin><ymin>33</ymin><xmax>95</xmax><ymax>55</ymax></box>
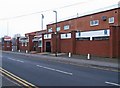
<box><xmin>61</xmin><ymin>33</ymin><xmax>71</xmax><ymax>39</ymax></box>
<box><xmin>44</xmin><ymin>34</ymin><xmax>52</xmax><ymax>39</ymax></box>
<box><xmin>76</xmin><ymin>29</ymin><xmax>110</xmax><ymax>40</ymax></box>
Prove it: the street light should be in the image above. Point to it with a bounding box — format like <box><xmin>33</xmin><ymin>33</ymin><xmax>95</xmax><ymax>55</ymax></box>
<box><xmin>41</xmin><ymin>14</ymin><xmax>44</xmax><ymax>30</ymax></box>
<box><xmin>53</xmin><ymin>10</ymin><xmax>58</xmax><ymax>57</ymax></box>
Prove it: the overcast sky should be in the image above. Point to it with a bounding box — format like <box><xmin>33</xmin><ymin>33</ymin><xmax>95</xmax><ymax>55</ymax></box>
<box><xmin>0</xmin><ymin>0</ymin><xmax>119</xmax><ymax>38</ymax></box>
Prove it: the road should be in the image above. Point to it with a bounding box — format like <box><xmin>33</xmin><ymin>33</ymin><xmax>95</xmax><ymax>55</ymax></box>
<box><xmin>1</xmin><ymin>52</ymin><xmax>120</xmax><ymax>87</ymax></box>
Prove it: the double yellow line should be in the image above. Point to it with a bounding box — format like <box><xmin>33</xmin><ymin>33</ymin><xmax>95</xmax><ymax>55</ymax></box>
<box><xmin>0</xmin><ymin>67</ymin><xmax>38</xmax><ymax>88</ymax></box>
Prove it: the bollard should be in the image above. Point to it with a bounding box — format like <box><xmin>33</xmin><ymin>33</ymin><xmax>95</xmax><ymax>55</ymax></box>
<box><xmin>69</xmin><ymin>52</ymin><xmax>71</xmax><ymax>58</ymax></box>
<box><xmin>12</xmin><ymin>49</ymin><xmax>13</xmax><ymax>52</ymax></box>
<box><xmin>26</xmin><ymin>50</ymin><xmax>28</xmax><ymax>53</ymax></box>
<box><xmin>87</xmin><ymin>54</ymin><xmax>90</xmax><ymax>60</ymax></box>
<box><xmin>18</xmin><ymin>50</ymin><xmax>20</xmax><ymax>52</ymax></box>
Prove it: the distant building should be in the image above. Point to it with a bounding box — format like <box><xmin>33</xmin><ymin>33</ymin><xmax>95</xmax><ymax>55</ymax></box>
<box><xmin>2</xmin><ymin>36</ymin><xmax>12</xmax><ymax>51</ymax></box>
<box><xmin>16</xmin><ymin>30</ymin><xmax>46</xmax><ymax>53</ymax></box>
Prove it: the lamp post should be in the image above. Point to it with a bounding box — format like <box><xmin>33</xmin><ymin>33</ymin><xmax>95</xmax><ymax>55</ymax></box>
<box><xmin>41</xmin><ymin>14</ymin><xmax>44</xmax><ymax>30</ymax></box>
<box><xmin>53</xmin><ymin>10</ymin><xmax>58</xmax><ymax>57</ymax></box>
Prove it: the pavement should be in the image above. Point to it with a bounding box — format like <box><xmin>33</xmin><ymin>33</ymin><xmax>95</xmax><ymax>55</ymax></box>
<box><xmin>2</xmin><ymin>51</ymin><xmax>120</xmax><ymax>70</ymax></box>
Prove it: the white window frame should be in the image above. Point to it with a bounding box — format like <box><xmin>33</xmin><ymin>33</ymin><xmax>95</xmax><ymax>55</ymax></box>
<box><xmin>64</xmin><ymin>25</ymin><xmax>70</xmax><ymax>30</ymax></box>
<box><xmin>109</xmin><ymin>17</ymin><xmax>114</xmax><ymax>24</ymax></box>
<box><xmin>90</xmin><ymin>20</ymin><xmax>99</xmax><ymax>26</ymax></box>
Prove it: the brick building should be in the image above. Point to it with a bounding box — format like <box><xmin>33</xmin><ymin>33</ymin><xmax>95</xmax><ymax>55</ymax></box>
<box><xmin>15</xmin><ymin>7</ymin><xmax>120</xmax><ymax>58</ymax></box>
<box><xmin>2</xmin><ymin>36</ymin><xmax>12</xmax><ymax>51</ymax></box>
<box><xmin>17</xmin><ymin>30</ymin><xmax>46</xmax><ymax>53</ymax></box>
<box><xmin>41</xmin><ymin>7</ymin><xmax>120</xmax><ymax>58</ymax></box>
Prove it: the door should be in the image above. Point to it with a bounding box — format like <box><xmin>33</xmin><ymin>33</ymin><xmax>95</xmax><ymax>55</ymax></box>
<box><xmin>46</xmin><ymin>42</ymin><xmax>51</xmax><ymax>52</ymax></box>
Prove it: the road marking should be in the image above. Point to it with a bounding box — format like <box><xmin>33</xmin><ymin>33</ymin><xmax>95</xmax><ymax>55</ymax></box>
<box><xmin>8</xmin><ymin>58</ymin><xmax>24</xmax><ymax>63</ymax></box>
<box><xmin>2</xmin><ymin>75</ymin><xmax>21</xmax><ymax>86</ymax></box>
<box><xmin>16</xmin><ymin>60</ymin><xmax>24</xmax><ymax>63</ymax></box>
<box><xmin>8</xmin><ymin>58</ymin><xmax>16</xmax><ymax>61</ymax></box>
<box><xmin>105</xmin><ymin>81</ymin><xmax>120</xmax><ymax>86</ymax></box>
<box><xmin>0</xmin><ymin>67</ymin><xmax>38</xmax><ymax>88</ymax></box>
<box><xmin>36</xmin><ymin>65</ymin><xmax>73</xmax><ymax>76</ymax></box>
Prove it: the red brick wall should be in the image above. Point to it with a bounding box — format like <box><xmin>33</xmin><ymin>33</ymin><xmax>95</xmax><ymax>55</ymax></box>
<box><xmin>47</xmin><ymin>8</ymin><xmax>119</xmax><ymax>33</ymax></box>
<box><xmin>118</xmin><ymin>29</ymin><xmax>120</xmax><ymax>58</ymax></box>
<box><xmin>77</xmin><ymin>9</ymin><xmax>118</xmax><ymax>31</ymax></box>
<box><xmin>75</xmin><ymin>40</ymin><xmax>109</xmax><ymax>57</ymax></box>
<box><xmin>28</xmin><ymin>35</ymin><xmax>34</xmax><ymax>51</ymax></box>
<box><xmin>19</xmin><ymin>43</ymin><xmax>28</xmax><ymax>52</ymax></box>
<box><xmin>3</xmin><ymin>41</ymin><xmax>12</xmax><ymax>51</ymax></box>
<box><xmin>60</xmin><ymin>39</ymin><xmax>72</xmax><ymax>53</ymax></box>
<box><xmin>109</xmin><ymin>26</ymin><xmax>120</xmax><ymax>58</ymax></box>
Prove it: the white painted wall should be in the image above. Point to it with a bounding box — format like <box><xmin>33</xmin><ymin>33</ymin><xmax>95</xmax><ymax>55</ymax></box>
<box><xmin>61</xmin><ymin>33</ymin><xmax>71</xmax><ymax>39</ymax></box>
<box><xmin>76</xmin><ymin>29</ymin><xmax>110</xmax><ymax>39</ymax></box>
<box><xmin>44</xmin><ymin>34</ymin><xmax>52</xmax><ymax>39</ymax></box>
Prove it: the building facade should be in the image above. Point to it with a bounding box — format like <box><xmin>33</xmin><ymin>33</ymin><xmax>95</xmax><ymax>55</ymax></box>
<box><xmin>41</xmin><ymin>7</ymin><xmax>120</xmax><ymax>58</ymax></box>
<box><xmin>12</xmin><ymin>7</ymin><xmax>120</xmax><ymax>58</ymax></box>
<box><xmin>17</xmin><ymin>30</ymin><xmax>46</xmax><ymax>53</ymax></box>
<box><xmin>2</xmin><ymin>36</ymin><xmax>12</xmax><ymax>51</ymax></box>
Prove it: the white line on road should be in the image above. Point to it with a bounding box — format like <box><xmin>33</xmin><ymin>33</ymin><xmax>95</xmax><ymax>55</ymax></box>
<box><xmin>8</xmin><ymin>58</ymin><xmax>24</xmax><ymax>63</ymax></box>
<box><xmin>8</xmin><ymin>58</ymin><xmax>16</xmax><ymax>61</ymax></box>
<box><xmin>16</xmin><ymin>60</ymin><xmax>24</xmax><ymax>63</ymax></box>
<box><xmin>36</xmin><ymin>65</ymin><xmax>73</xmax><ymax>76</ymax></box>
<box><xmin>105</xmin><ymin>81</ymin><xmax>120</xmax><ymax>86</ymax></box>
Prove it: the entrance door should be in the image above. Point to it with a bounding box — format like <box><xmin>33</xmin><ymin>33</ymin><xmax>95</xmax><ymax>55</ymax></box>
<box><xmin>46</xmin><ymin>42</ymin><xmax>51</xmax><ymax>52</ymax></box>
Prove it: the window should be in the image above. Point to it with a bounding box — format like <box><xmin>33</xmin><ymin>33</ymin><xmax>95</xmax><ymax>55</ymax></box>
<box><xmin>56</xmin><ymin>27</ymin><xmax>61</xmax><ymax>31</ymax></box>
<box><xmin>64</xmin><ymin>25</ymin><xmax>70</xmax><ymax>30</ymax></box>
<box><xmin>38</xmin><ymin>41</ymin><xmax>42</xmax><ymax>47</ymax></box>
<box><xmin>90</xmin><ymin>20</ymin><xmax>99</xmax><ymax>26</ymax></box>
<box><xmin>109</xmin><ymin>17</ymin><xmax>114</xmax><ymax>23</ymax></box>
<box><xmin>48</xmin><ymin>28</ymin><xmax>52</xmax><ymax>32</ymax></box>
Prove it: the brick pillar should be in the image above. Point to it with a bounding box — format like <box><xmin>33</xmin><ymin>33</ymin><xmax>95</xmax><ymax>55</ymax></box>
<box><xmin>71</xmin><ymin>31</ymin><xmax>76</xmax><ymax>54</ymax></box>
<box><xmin>57</xmin><ymin>32</ymin><xmax>61</xmax><ymax>53</ymax></box>
<box><xmin>16</xmin><ymin>37</ymin><xmax>20</xmax><ymax>51</ymax></box>
<box><xmin>51</xmin><ymin>33</ymin><xmax>56</xmax><ymax>53</ymax></box>
<box><xmin>109</xmin><ymin>26</ymin><xmax>120</xmax><ymax>58</ymax></box>
<box><xmin>42</xmin><ymin>34</ymin><xmax>45</xmax><ymax>52</ymax></box>
<box><xmin>28</xmin><ymin>35</ymin><xmax>34</xmax><ymax>52</ymax></box>
<box><xmin>10</xmin><ymin>41</ymin><xmax>12</xmax><ymax>51</ymax></box>
<box><xmin>4</xmin><ymin>41</ymin><xmax>7</xmax><ymax>51</ymax></box>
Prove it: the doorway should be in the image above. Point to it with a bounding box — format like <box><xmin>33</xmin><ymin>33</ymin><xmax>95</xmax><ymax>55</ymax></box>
<box><xmin>46</xmin><ymin>42</ymin><xmax>51</xmax><ymax>52</ymax></box>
